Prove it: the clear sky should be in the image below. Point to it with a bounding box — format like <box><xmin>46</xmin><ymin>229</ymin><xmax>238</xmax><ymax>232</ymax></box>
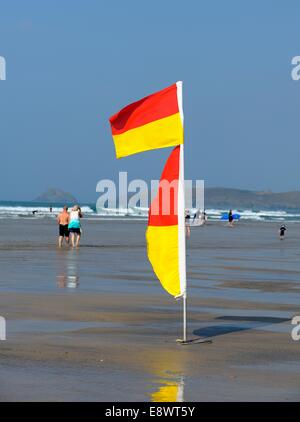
<box><xmin>1</xmin><ymin>0</ymin><xmax>300</xmax><ymax>202</ymax></box>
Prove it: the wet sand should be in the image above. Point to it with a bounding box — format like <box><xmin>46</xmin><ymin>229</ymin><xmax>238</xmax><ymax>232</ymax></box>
<box><xmin>0</xmin><ymin>218</ymin><xmax>300</xmax><ymax>401</ymax></box>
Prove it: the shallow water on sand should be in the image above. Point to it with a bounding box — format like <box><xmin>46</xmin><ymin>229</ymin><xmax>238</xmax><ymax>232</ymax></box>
<box><xmin>1</xmin><ymin>219</ymin><xmax>300</xmax><ymax>298</ymax></box>
<box><xmin>0</xmin><ymin>219</ymin><xmax>300</xmax><ymax>401</ymax></box>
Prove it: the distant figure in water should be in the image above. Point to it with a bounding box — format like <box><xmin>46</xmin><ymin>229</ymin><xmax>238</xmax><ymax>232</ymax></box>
<box><xmin>200</xmin><ymin>210</ymin><xmax>207</xmax><ymax>225</ymax></box>
<box><xmin>228</xmin><ymin>209</ymin><xmax>234</xmax><ymax>226</ymax></box>
<box><xmin>193</xmin><ymin>209</ymin><xmax>206</xmax><ymax>225</ymax></box>
<box><xmin>68</xmin><ymin>205</ymin><xmax>83</xmax><ymax>247</ymax></box>
<box><xmin>49</xmin><ymin>207</ymin><xmax>53</xmax><ymax>213</ymax></box>
<box><xmin>279</xmin><ymin>224</ymin><xmax>286</xmax><ymax>240</ymax></box>
<box><xmin>185</xmin><ymin>210</ymin><xmax>191</xmax><ymax>238</ymax></box>
<box><xmin>193</xmin><ymin>208</ymin><xmax>201</xmax><ymax>222</ymax></box>
<box><xmin>32</xmin><ymin>210</ymin><xmax>38</xmax><ymax>215</ymax></box>
<box><xmin>57</xmin><ymin>205</ymin><xmax>70</xmax><ymax>247</ymax></box>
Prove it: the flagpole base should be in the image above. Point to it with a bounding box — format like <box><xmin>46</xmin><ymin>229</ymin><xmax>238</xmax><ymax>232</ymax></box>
<box><xmin>176</xmin><ymin>337</ymin><xmax>212</xmax><ymax>345</ymax></box>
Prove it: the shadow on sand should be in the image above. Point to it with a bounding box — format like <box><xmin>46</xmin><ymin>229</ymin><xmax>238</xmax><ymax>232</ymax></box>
<box><xmin>193</xmin><ymin>315</ymin><xmax>290</xmax><ymax>339</ymax></box>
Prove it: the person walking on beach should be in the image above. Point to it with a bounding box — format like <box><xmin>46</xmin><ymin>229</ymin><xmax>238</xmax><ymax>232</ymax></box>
<box><xmin>279</xmin><ymin>224</ymin><xmax>286</xmax><ymax>240</ymax></box>
<box><xmin>57</xmin><ymin>206</ymin><xmax>70</xmax><ymax>247</ymax></box>
<box><xmin>68</xmin><ymin>205</ymin><xmax>83</xmax><ymax>247</ymax></box>
<box><xmin>228</xmin><ymin>209</ymin><xmax>234</xmax><ymax>226</ymax></box>
<box><xmin>185</xmin><ymin>209</ymin><xmax>191</xmax><ymax>238</ymax></box>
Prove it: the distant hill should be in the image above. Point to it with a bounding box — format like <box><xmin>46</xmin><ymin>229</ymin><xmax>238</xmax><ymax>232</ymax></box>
<box><xmin>34</xmin><ymin>188</ymin><xmax>78</xmax><ymax>204</ymax></box>
<box><xmin>204</xmin><ymin>188</ymin><xmax>300</xmax><ymax>210</ymax></box>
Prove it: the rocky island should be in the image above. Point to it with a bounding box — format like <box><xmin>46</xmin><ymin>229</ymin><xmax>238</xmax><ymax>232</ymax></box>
<box><xmin>34</xmin><ymin>188</ymin><xmax>78</xmax><ymax>204</ymax></box>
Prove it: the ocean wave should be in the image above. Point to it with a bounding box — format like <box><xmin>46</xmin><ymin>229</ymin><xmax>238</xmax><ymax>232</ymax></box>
<box><xmin>96</xmin><ymin>207</ymin><xmax>148</xmax><ymax>217</ymax></box>
<box><xmin>0</xmin><ymin>205</ymin><xmax>95</xmax><ymax>218</ymax></box>
<box><xmin>0</xmin><ymin>203</ymin><xmax>299</xmax><ymax>222</ymax></box>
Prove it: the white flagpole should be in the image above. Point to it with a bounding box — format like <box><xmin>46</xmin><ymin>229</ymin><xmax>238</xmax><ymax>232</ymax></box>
<box><xmin>176</xmin><ymin>81</ymin><xmax>187</xmax><ymax>343</ymax></box>
<box><xmin>179</xmin><ymin>143</ymin><xmax>187</xmax><ymax>342</ymax></box>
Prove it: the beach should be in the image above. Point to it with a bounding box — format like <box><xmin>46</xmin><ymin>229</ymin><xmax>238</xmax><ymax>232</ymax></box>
<box><xmin>0</xmin><ymin>217</ymin><xmax>300</xmax><ymax>401</ymax></box>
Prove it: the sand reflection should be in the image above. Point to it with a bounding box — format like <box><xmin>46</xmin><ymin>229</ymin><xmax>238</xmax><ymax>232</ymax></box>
<box><xmin>142</xmin><ymin>348</ymin><xmax>187</xmax><ymax>402</ymax></box>
<box><xmin>151</xmin><ymin>377</ymin><xmax>184</xmax><ymax>402</ymax></box>
<box><xmin>56</xmin><ymin>249</ymin><xmax>79</xmax><ymax>289</ymax></box>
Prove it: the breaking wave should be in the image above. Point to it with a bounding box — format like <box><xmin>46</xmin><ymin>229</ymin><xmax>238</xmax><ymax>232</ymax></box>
<box><xmin>0</xmin><ymin>202</ymin><xmax>299</xmax><ymax>222</ymax></box>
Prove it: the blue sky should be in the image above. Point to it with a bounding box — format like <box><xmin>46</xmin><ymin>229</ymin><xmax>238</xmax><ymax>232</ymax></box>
<box><xmin>0</xmin><ymin>0</ymin><xmax>300</xmax><ymax>202</ymax></box>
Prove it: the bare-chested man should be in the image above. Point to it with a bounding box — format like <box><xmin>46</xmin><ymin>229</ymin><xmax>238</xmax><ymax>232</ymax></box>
<box><xmin>57</xmin><ymin>206</ymin><xmax>70</xmax><ymax>247</ymax></box>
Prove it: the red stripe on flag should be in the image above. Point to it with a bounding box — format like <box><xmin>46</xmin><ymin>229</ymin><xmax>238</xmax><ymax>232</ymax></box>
<box><xmin>109</xmin><ymin>84</ymin><xmax>179</xmax><ymax>135</ymax></box>
<box><xmin>148</xmin><ymin>146</ymin><xmax>180</xmax><ymax>227</ymax></box>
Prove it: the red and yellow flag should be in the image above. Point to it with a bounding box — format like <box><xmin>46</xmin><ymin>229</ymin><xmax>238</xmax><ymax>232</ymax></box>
<box><xmin>109</xmin><ymin>82</ymin><xmax>186</xmax><ymax>298</ymax></box>
<box><xmin>146</xmin><ymin>145</ymin><xmax>186</xmax><ymax>297</ymax></box>
<box><xmin>109</xmin><ymin>83</ymin><xmax>183</xmax><ymax>158</ymax></box>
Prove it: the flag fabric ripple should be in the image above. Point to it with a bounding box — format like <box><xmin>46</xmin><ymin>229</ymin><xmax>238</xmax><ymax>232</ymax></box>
<box><xmin>146</xmin><ymin>145</ymin><xmax>185</xmax><ymax>297</ymax></box>
<box><xmin>109</xmin><ymin>83</ymin><xmax>183</xmax><ymax>158</ymax></box>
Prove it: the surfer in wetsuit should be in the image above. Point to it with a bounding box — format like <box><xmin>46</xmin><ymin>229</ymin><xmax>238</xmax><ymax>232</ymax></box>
<box><xmin>228</xmin><ymin>209</ymin><xmax>234</xmax><ymax>226</ymax></box>
<box><xmin>193</xmin><ymin>208</ymin><xmax>201</xmax><ymax>222</ymax></box>
<box><xmin>185</xmin><ymin>210</ymin><xmax>191</xmax><ymax>238</ymax></box>
<box><xmin>279</xmin><ymin>224</ymin><xmax>286</xmax><ymax>240</ymax></box>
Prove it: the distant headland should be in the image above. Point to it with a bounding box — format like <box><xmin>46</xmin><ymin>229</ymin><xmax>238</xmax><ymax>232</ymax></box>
<box><xmin>34</xmin><ymin>188</ymin><xmax>78</xmax><ymax>204</ymax></box>
<box><xmin>204</xmin><ymin>187</ymin><xmax>300</xmax><ymax>210</ymax></box>
<box><xmin>31</xmin><ymin>187</ymin><xmax>300</xmax><ymax>210</ymax></box>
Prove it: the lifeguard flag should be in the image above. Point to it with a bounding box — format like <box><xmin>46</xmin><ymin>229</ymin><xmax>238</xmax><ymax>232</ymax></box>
<box><xmin>109</xmin><ymin>82</ymin><xmax>184</xmax><ymax>158</ymax></box>
<box><xmin>146</xmin><ymin>145</ymin><xmax>186</xmax><ymax>297</ymax></box>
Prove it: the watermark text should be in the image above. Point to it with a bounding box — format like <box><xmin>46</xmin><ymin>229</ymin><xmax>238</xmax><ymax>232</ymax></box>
<box><xmin>291</xmin><ymin>56</ymin><xmax>300</xmax><ymax>81</ymax></box>
<box><xmin>291</xmin><ymin>316</ymin><xmax>300</xmax><ymax>341</ymax></box>
<box><xmin>96</xmin><ymin>172</ymin><xmax>204</xmax><ymax>215</ymax></box>
<box><xmin>0</xmin><ymin>56</ymin><xmax>6</xmax><ymax>80</ymax></box>
<box><xmin>0</xmin><ymin>316</ymin><xmax>6</xmax><ymax>340</ymax></box>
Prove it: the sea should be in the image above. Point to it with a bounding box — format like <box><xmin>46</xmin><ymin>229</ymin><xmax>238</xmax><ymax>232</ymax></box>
<box><xmin>0</xmin><ymin>200</ymin><xmax>300</xmax><ymax>222</ymax></box>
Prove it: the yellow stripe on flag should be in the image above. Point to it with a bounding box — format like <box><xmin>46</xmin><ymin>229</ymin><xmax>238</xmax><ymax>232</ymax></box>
<box><xmin>146</xmin><ymin>225</ymin><xmax>180</xmax><ymax>297</ymax></box>
<box><xmin>112</xmin><ymin>113</ymin><xmax>183</xmax><ymax>159</ymax></box>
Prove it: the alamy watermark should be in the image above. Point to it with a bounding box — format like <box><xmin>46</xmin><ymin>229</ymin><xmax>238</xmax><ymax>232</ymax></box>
<box><xmin>0</xmin><ymin>56</ymin><xmax>6</xmax><ymax>80</ymax></box>
<box><xmin>291</xmin><ymin>316</ymin><xmax>300</xmax><ymax>341</ymax></box>
<box><xmin>96</xmin><ymin>172</ymin><xmax>204</xmax><ymax>214</ymax></box>
<box><xmin>0</xmin><ymin>316</ymin><xmax>6</xmax><ymax>340</ymax></box>
<box><xmin>291</xmin><ymin>56</ymin><xmax>300</xmax><ymax>81</ymax></box>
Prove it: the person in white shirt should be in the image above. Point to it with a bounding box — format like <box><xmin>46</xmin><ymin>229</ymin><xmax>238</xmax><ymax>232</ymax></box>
<box><xmin>68</xmin><ymin>205</ymin><xmax>83</xmax><ymax>247</ymax></box>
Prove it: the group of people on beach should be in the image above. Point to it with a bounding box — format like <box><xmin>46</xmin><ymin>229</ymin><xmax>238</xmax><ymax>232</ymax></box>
<box><xmin>57</xmin><ymin>205</ymin><xmax>83</xmax><ymax>247</ymax></box>
<box><xmin>185</xmin><ymin>208</ymin><xmax>287</xmax><ymax>240</ymax></box>
<box><xmin>185</xmin><ymin>209</ymin><xmax>208</xmax><ymax>237</ymax></box>
<box><xmin>55</xmin><ymin>204</ymin><xmax>287</xmax><ymax>246</ymax></box>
